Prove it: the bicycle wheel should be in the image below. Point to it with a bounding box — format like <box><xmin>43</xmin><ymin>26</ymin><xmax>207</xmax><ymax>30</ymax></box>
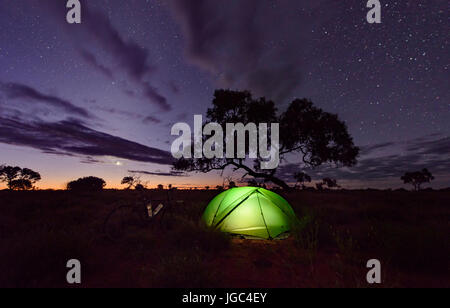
<box><xmin>104</xmin><ymin>205</ymin><xmax>146</xmax><ymax>241</ymax></box>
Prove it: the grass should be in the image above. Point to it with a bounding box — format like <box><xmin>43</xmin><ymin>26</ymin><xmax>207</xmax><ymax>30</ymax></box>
<box><xmin>0</xmin><ymin>189</ymin><xmax>448</xmax><ymax>287</ymax></box>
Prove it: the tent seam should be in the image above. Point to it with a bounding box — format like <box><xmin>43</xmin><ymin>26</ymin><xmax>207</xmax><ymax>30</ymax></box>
<box><xmin>212</xmin><ymin>190</ymin><xmax>257</xmax><ymax>229</ymax></box>
<box><xmin>257</xmin><ymin>190</ymin><xmax>293</xmax><ymax>221</ymax></box>
<box><xmin>212</xmin><ymin>188</ymin><xmax>257</xmax><ymax>225</ymax></box>
<box><xmin>256</xmin><ymin>193</ymin><xmax>272</xmax><ymax>240</ymax></box>
<box><xmin>211</xmin><ymin>191</ymin><xmax>228</xmax><ymax>225</ymax></box>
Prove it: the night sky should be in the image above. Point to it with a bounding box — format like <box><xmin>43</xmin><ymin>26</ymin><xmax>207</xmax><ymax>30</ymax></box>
<box><xmin>0</xmin><ymin>0</ymin><xmax>448</xmax><ymax>189</ymax></box>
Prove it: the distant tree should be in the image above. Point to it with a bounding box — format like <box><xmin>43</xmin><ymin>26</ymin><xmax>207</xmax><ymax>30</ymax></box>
<box><xmin>321</xmin><ymin>178</ymin><xmax>339</xmax><ymax>189</ymax></box>
<box><xmin>168</xmin><ymin>184</ymin><xmax>173</xmax><ymax>190</ymax></box>
<box><xmin>10</xmin><ymin>179</ymin><xmax>33</xmax><ymax>191</ymax></box>
<box><xmin>173</xmin><ymin>90</ymin><xmax>359</xmax><ymax>190</ymax></box>
<box><xmin>247</xmin><ymin>179</ymin><xmax>259</xmax><ymax>187</ymax></box>
<box><xmin>20</xmin><ymin>168</ymin><xmax>41</xmax><ymax>184</ymax></box>
<box><xmin>294</xmin><ymin>172</ymin><xmax>312</xmax><ymax>189</ymax></box>
<box><xmin>228</xmin><ymin>181</ymin><xmax>237</xmax><ymax>189</ymax></box>
<box><xmin>135</xmin><ymin>184</ymin><xmax>145</xmax><ymax>191</ymax></box>
<box><xmin>121</xmin><ymin>176</ymin><xmax>140</xmax><ymax>190</ymax></box>
<box><xmin>0</xmin><ymin>165</ymin><xmax>41</xmax><ymax>190</ymax></box>
<box><xmin>316</xmin><ymin>182</ymin><xmax>324</xmax><ymax>191</ymax></box>
<box><xmin>0</xmin><ymin>166</ymin><xmax>22</xmax><ymax>189</ymax></box>
<box><xmin>401</xmin><ymin>169</ymin><xmax>434</xmax><ymax>191</ymax></box>
<box><xmin>216</xmin><ymin>185</ymin><xmax>224</xmax><ymax>191</ymax></box>
<box><xmin>157</xmin><ymin>184</ymin><xmax>164</xmax><ymax>190</ymax></box>
<box><xmin>67</xmin><ymin>176</ymin><xmax>106</xmax><ymax>192</ymax></box>
<box><xmin>205</xmin><ymin>186</ymin><xmax>210</xmax><ymax>190</ymax></box>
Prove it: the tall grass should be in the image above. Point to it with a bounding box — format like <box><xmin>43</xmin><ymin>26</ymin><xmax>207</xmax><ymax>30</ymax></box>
<box><xmin>0</xmin><ymin>189</ymin><xmax>448</xmax><ymax>287</ymax></box>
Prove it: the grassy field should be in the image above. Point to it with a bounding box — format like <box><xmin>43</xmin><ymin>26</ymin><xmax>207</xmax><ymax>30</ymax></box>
<box><xmin>0</xmin><ymin>189</ymin><xmax>448</xmax><ymax>288</ymax></box>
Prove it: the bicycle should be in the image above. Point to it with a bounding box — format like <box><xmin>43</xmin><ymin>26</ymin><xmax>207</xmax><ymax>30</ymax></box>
<box><xmin>103</xmin><ymin>189</ymin><xmax>174</xmax><ymax>241</ymax></box>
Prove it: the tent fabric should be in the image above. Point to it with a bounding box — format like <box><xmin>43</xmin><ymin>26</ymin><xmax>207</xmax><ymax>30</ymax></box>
<box><xmin>202</xmin><ymin>187</ymin><xmax>297</xmax><ymax>240</ymax></box>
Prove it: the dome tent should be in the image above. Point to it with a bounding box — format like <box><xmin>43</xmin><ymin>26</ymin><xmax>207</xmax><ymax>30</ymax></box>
<box><xmin>202</xmin><ymin>187</ymin><xmax>298</xmax><ymax>240</ymax></box>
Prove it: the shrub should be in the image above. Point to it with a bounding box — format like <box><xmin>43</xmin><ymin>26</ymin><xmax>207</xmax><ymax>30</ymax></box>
<box><xmin>67</xmin><ymin>176</ymin><xmax>106</xmax><ymax>192</ymax></box>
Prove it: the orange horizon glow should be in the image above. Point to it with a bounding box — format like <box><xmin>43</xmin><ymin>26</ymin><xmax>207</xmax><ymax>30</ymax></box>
<box><xmin>0</xmin><ymin>176</ymin><xmax>225</xmax><ymax>191</ymax></box>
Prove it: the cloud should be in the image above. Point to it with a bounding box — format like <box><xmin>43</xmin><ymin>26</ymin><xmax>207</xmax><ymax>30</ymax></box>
<box><xmin>95</xmin><ymin>107</ymin><xmax>142</xmax><ymax>120</ymax></box>
<box><xmin>79</xmin><ymin>50</ymin><xmax>114</xmax><ymax>79</ymax></box>
<box><xmin>143</xmin><ymin>116</ymin><xmax>162</xmax><ymax>125</ymax></box>
<box><xmin>80</xmin><ymin>156</ymin><xmax>104</xmax><ymax>164</ymax></box>
<box><xmin>52</xmin><ymin>1</ymin><xmax>152</xmax><ymax>80</ymax></box>
<box><xmin>276</xmin><ymin>135</ymin><xmax>450</xmax><ymax>183</ymax></box>
<box><xmin>0</xmin><ymin>115</ymin><xmax>173</xmax><ymax>165</ymax></box>
<box><xmin>406</xmin><ymin>136</ymin><xmax>450</xmax><ymax>155</ymax></box>
<box><xmin>143</xmin><ymin>84</ymin><xmax>171</xmax><ymax>112</ymax></box>
<box><xmin>168</xmin><ymin>81</ymin><xmax>180</xmax><ymax>94</ymax></box>
<box><xmin>129</xmin><ymin>170</ymin><xmax>188</xmax><ymax>177</ymax></box>
<box><xmin>95</xmin><ymin>107</ymin><xmax>163</xmax><ymax>126</ymax></box>
<box><xmin>41</xmin><ymin>0</ymin><xmax>171</xmax><ymax>111</ymax></box>
<box><xmin>169</xmin><ymin>0</ymin><xmax>336</xmax><ymax>102</ymax></box>
<box><xmin>0</xmin><ymin>82</ymin><xmax>93</xmax><ymax>119</ymax></box>
<box><xmin>359</xmin><ymin>142</ymin><xmax>397</xmax><ymax>155</ymax></box>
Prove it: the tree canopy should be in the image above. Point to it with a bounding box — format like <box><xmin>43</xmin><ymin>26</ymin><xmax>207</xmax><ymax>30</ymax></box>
<box><xmin>294</xmin><ymin>172</ymin><xmax>312</xmax><ymax>188</ymax></box>
<box><xmin>401</xmin><ymin>169</ymin><xmax>434</xmax><ymax>191</ymax></box>
<box><xmin>121</xmin><ymin>175</ymin><xmax>143</xmax><ymax>190</ymax></box>
<box><xmin>0</xmin><ymin>165</ymin><xmax>41</xmax><ymax>190</ymax></box>
<box><xmin>67</xmin><ymin>176</ymin><xmax>106</xmax><ymax>192</ymax></box>
<box><xmin>173</xmin><ymin>89</ymin><xmax>359</xmax><ymax>189</ymax></box>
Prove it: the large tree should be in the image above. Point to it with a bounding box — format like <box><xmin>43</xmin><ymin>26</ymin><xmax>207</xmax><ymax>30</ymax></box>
<box><xmin>173</xmin><ymin>90</ymin><xmax>359</xmax><ymax>190</ymax></box>
<box><xmin>0</xmin><ymin>165</ymin><xmax>41</xmax><ymax>190</ymax></box>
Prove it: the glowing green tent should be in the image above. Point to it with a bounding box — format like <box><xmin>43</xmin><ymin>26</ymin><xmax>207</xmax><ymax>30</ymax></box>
<box><xmin>202</xmin><ymin>187</ymin><xmax>297</xmax><ymax>240</ymax></box>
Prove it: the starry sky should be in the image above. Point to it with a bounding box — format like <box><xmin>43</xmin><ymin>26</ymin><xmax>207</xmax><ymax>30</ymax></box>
<box><xmin>0</xmin><ymin>0</ymin><xmax>448</xmax><ymax>189</ymax></box>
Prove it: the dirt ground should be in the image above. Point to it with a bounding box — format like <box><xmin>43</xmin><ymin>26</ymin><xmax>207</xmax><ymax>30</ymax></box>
<box><xmin>0</xmin><ymin>189</ymin><xmax>448</xmax><ymax>288</ymax></box>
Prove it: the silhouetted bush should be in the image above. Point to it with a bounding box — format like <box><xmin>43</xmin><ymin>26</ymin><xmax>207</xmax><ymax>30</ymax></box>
<box><xmin>66</xmin><ymin>176</ymin><xmax>106</xmax><ymax>192</ymax></box>
<box><xmin>135</xmin><ymin>184</ymin><xmax>145</xmax><ymax>191</ymax></box>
